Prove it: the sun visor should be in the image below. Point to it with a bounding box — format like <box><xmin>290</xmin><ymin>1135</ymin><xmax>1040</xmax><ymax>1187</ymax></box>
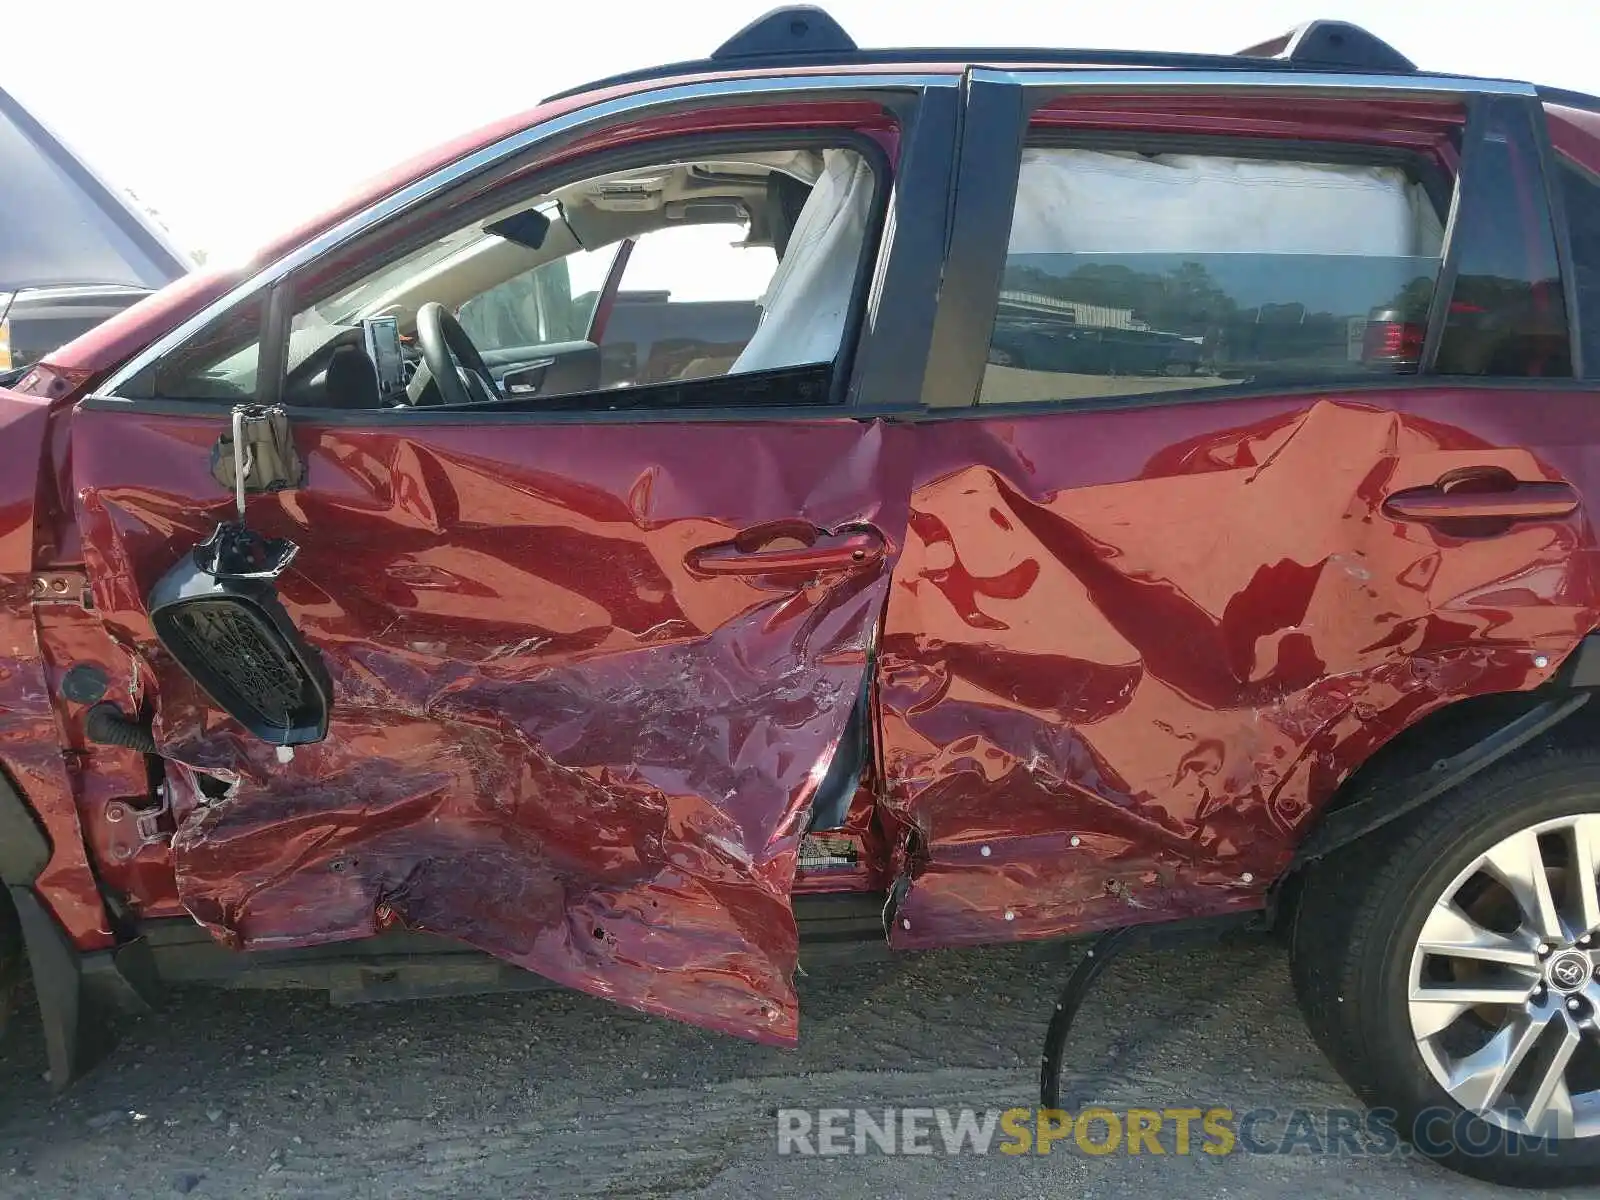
<box><xmin>484</xmin><ymin>207</ymin><xmax>552</xmax><ymax>251</ymax></box>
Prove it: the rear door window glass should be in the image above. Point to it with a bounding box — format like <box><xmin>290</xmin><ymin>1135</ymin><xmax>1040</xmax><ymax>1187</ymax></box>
<box><xmin>981</xmin><ymin>148</ymin><xmax>1446</xmax><ymax>405</ymax></box>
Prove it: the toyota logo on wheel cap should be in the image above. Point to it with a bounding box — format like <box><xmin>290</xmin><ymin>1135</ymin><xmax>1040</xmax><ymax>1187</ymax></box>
<box><xmin>1550</xmin><ymin>951</ymin><xmax>1590</xmax><ymax>992</ymax></box>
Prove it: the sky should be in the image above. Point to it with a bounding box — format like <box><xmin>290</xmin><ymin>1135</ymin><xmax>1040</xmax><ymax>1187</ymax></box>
<box><xmin>5</xmin><ymin>0</ymin><xmax>1597</xmax><ymax>263</ymax></box>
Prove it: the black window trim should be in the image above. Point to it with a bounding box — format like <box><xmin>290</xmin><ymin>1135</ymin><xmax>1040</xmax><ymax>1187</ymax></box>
<box><xmin>257</xmin><ymin>280</ymin><xmax>294</xmax><ymax>409</ymax></box>
<box><xmin>1416</xmin><ymin>97</ymin><xmax>1479</xmax><ymax>373</ymax></box>
<box><xmin>1423</xmin><ymin>93</ymin><xmax>1579</xmax><ymax>381</ymax></box>
<box><xmin>88</xmin><ymin>83</ymin><xmax>960</xmax><ymax>428</ymax></box>
<box><xmin>1532</xmin><ymin>98</ymin><xmax>1588</xmax><ymax>379</ymax></box>
<box><xmin>900</xmin><ymin>372</ymin><xmax>1600</xmax><ymax>426</ymax></box>
<box><xmin>1555</xmin><ymin>153</ymin><xmax>1600</xmax><ymax>382</ymax></box>
<box><xmin>920</xmin><ymin>72</ymin><xmax>1026</xmax><ymax>409</ymax></box>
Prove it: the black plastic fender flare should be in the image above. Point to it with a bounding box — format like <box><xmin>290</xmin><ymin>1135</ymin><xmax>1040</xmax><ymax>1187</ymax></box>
<box><xmin>1290</xmin><ymin>691</ymin><xmax>1591</xmax><ymax>868</ymax></box>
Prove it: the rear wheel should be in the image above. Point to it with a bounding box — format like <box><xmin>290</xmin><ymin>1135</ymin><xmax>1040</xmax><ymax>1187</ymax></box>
<box><xmin>1292</xmin><ymin>753</ymin><xmax>1600</xmax><ymax>1185</ymax></box>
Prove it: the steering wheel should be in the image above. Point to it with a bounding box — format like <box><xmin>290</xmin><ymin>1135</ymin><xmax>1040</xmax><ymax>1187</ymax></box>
<box><xmin>412</xmin><ymin>302</ymin><xmax>501</xmax><ymax>406</ymax></box>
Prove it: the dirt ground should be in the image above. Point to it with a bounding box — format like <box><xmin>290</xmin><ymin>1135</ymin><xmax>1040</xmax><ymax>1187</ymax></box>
<box><xmin>1</xmin><ymin>935</ymin><xmax>1597</xmax><ymax>1199</ymax></box>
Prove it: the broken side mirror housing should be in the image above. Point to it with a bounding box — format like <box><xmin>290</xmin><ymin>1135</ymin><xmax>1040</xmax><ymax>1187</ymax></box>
<box><xmin>147</xmin><ymin>524</ymin><xmax>333</xmax><ymax>746</ymax></box>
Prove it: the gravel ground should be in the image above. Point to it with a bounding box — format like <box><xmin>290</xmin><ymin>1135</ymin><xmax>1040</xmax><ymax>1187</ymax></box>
<box><xmin>1</xmin><ymin>935</ymin><xmax>1597</xmax><ymax>1198</ymax></box>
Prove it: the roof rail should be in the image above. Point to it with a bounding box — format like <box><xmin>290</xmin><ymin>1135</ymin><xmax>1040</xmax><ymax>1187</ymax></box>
<box><xmin>544</xmin><ymin>7</ymin><xmax>1419</xmax><ymax>103</ymax></box>
<box><xmin>1538</xmin><ymin>85</ymin><xmax>1600</xmax><ymax>115</ymax></box>
<box><xmin>1236</xmin><ymin>20</ymin><xmax>1415</xmax><ymax>74</ymax></box>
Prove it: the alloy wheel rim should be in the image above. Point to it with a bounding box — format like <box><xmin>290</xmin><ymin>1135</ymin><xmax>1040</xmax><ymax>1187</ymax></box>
<box><xmin>1409</xmin><ymin>814</ymin><xmax>1600</xmax><ymax>1139</ymax></box>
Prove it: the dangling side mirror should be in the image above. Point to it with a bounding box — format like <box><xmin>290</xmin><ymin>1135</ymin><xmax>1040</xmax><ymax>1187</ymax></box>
<box><xmin>147</xmin><ymin>522</ymin><xmax>332</xmax><ymax>747</ymax></box>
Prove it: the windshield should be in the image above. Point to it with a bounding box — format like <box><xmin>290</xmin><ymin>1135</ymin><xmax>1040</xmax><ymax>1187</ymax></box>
<box><xmin>458</xmin><ymin>243</ymin><xmax>621</xmax><ymax>348</ymax></box>
<box><xmin>316</xmin><ymin>224</ymin><xmax>488</xmax><ymax>324</ymax></box>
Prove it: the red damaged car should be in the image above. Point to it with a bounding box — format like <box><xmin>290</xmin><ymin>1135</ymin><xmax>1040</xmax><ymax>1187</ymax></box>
<box><xmin>5</xmin><ymin>7</ymin><xmax>1600</xmax><ymax>1183</ymax></box>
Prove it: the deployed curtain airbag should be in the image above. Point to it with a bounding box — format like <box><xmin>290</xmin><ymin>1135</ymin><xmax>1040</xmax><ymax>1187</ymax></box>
<box><xmin>1006</xmin><ymin>148</ymin><xmax>1444</xmax><ymax>258</ymax></box>
<box><xmin>731</xmin><ymin>149</ymin><xmax>873</xmax><ymax>374</ymax></box>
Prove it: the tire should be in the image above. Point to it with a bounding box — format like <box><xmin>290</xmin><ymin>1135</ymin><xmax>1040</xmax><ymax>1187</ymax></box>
<box><xmin>1291</xmin><ymin>751</ymin><xmax>1600</xmax><ymax>1186</ymax></box>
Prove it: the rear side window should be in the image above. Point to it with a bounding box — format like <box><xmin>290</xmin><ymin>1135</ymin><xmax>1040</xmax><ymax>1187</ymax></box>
<box><xmin>980</xmin><ymin>148</ymin><xmax>1445</xmax><ymax>405</ymax></box>
<box><xmin>1559</xmin><ymin>160</ymin><xmax>1600</xmax><ymax>376</ymax></box>
<box><xmin>1433</xmin><ymin>100</ymin><xmax>1571</xmax><ymax>378</ymax></box>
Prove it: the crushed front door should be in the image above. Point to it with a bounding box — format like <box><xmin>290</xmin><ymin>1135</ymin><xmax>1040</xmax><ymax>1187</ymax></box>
<box><xmin>71</xmin><ymin>405</ymin><xmax>908</xmax><ymax>1041</ymax></box>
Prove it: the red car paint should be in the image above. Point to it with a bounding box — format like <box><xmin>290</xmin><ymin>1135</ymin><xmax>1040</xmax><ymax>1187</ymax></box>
<box><xmin>0</xmin><ymin>391</ymin><xmax>117</xmax><ymax>945</ymax></box>
<box><xmin>4</xmin><ymin>42</ymin><xmax>1600</xmax><ymax>1053</ymax></box>
<box><xmin>70</xmin><ymin>405</ymin><xmax>913</xmax><ymax>1042</ymax></box>
<box><xmin>880</xmin><ymin>391</ymin><xmax>1597</xmax><ymax>948</ymax></box>
<box><xmin>1549</xmin><ymin>103</ymin><xmax>1600</xmax><ymax>173</ymax></box>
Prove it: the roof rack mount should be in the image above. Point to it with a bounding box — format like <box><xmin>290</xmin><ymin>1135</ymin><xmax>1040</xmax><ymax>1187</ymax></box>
<box><xmin>546</xmin><ymin>6</ymin><xmax>1418</xmax><ymax>103</ymax></box>
<box><xmin>713</xmin><ymin>5</ymin><xmax>856</xmax><ymax>60</ymax></box>
<box><xmin>1236</xmin><ymin>20</ymin><xmax>1415</xmax><ymax>73</ymax></box>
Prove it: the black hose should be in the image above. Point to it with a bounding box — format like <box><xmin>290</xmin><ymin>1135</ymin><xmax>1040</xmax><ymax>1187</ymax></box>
<box><xmin>83</xmin><ymin>704</ymin><xmax>158</xmax><ymax>756</ymax></box>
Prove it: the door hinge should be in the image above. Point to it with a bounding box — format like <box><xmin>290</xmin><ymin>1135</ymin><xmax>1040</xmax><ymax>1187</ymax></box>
<box><xmin>104</xmin><ymin>784</ymin><xmax>173</xmax><ymax>860</ymax></box>
<box><xmin>30</xmin><ymin>571</ymin><xmax>91</xmax><ymax>608</ymax></box>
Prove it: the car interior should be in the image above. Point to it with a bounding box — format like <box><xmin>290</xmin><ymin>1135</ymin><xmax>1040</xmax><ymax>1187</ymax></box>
<box><xmin>141</xmin><ymin>146</ymin><xmax>877</xmax><ymax>411</ymax></box>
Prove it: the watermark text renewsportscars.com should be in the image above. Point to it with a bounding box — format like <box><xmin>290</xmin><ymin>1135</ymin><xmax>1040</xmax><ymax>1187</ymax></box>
<box><xmin>776</xmin><ymin>1106</ymin><xmax>1566</xmax><ymax>1158</ymax></box>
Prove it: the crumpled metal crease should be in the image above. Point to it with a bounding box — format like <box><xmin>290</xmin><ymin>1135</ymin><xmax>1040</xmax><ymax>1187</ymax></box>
<box><xmin>73</xmin><ymin>410</ymin><xmax>910</xmax><ymax>1043</ymax></box>
<box><xmin>882</xmin><ymin>395</ymin><xmax>1600</xmax><ymax>948</ymax></box>
<box><xmin>0</xmin><ymin>388</ymin><xmax>120</xmax><ymax>944</ymax></box>
<box><xmin>56</xmin><ymin>389</ymin><xmax>1600</xmax><ymax>1023</ymax></box>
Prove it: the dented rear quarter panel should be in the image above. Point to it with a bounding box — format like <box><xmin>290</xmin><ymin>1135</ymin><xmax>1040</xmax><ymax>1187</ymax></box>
<box><xmin>881</xmin><ymin>388</ymin><xmax>1600</xmax><ymax>949</ymax></box>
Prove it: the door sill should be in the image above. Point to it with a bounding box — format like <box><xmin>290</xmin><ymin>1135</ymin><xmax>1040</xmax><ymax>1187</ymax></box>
<box><xmin>137</xmin><ymin>892</ymin><xmax>891</xmax><ymax>1004</ymax></box>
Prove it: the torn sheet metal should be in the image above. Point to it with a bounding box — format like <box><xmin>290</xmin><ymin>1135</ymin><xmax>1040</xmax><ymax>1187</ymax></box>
<box><xmin>72</xmin><ymin>408</ymin><xmax>910</xmax><ymax>1043</ymax></box>
<box><xmin>0</xmin><ymin>388</ymin><xmax>117</xmax><ymax>944</ymax></box>
<box><xmin>881</xmin><ymin>394</ymin><xmax>1600</xmax><ymax>948</ymax></box>
<box><xmin>34</xmin><ymin>601</ymin><xmax>177</xmax><ymax>918</ymax></box>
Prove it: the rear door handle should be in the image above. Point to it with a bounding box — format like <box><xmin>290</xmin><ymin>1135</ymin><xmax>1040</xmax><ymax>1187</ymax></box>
<box><xmin>687</xmin><ymin>522</ymin><xmax>885</xmax><ymax>577</ymax></box>
<box><xmin>1384</xmin><ymin>479</ymin><xmax>1580</xmax><ymax>523</ymax></box>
